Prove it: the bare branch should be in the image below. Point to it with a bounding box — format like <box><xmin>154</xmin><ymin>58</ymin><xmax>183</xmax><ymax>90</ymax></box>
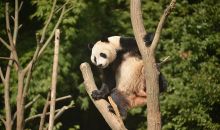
<box><xmin>25</xmin><ymin>106</ymin><xmax>74</xmax><ymax>123</ymax></box>
<box><xmin>48</xmin><ymin>29</ymin><xmax>60</xmax><ymax>130</ymax></box>
<box><xmin>0</xmin><ymin>37</ymin><xmax>12</xmax><ymax>51</ymax></box>
<box><xmin>39</xmin><ymin>94</ymin><xmax>71</xmax><ymax>130</ymax></box>
<box><xmin>0</xmin><ymin>67</ymin><xmax>5</xmax><ymax>85</ymax></box>
<box><xmin>0</xmin><ymin>57</ymin><xmax>19</xmax><ymax>66</ymax></box>
<box><xmin>5</xmin><ymin>2</ymin><xmax>20</xmax><ymax>70</ymax></box>
<box><xmin>39</xmin><ymin>92</ymin><xmax>50</xmax><ymax>130</ymax></box>
<box><xmin>51</xmin><ymin>95</ymin><xmax>72</xmax><ymax>103</ymax></box>
<box><xmin>4</xmin><ymin>55</ymin><xmax>13</xmax><ymax>130</ymax></box>
<box><xmin>24</xmin><ymin>5</ymin><xmax>66</xmax><ymax>73</ymax></box>
<box><xmin>151</xmin><ymin>0</ymin><xmax>176</xmax><ymax>52</ymax></box>
<box><xmin>158</xmin><ymin>56</ymin><xmax>170</xmax><ymax>67</ymax></box>
<box><xmin>12</xmin><ymin>94</ymin><xmax>41</xmax><ymax>125</ymax></box>
<box><xmin>0</xmin><ymin>117</ymin><xmax>6</xmax><ymax>127</ymax></box>
<box><xmin>80</xmin><ymin>62</ymin><xmax>127</xmax><ymax>130</ymax></box>
<box><xmin>38</xmin><ymin>6</ymin><xmax>65</xmax><ymax>59</ymax></box>
<box><xmin>5</xmin><ymin>2</ymin><xmax>13</xmax><ymax>46</ymax></box>
<box><xmin>25</xmin><ymin>95</ymin><xmax>41</xmax><ymax>109</ymax></box>
<box><xmin>40</xmin><ymin>0</ymin><xmax>57</xmax><ymax>44</ymax></box>
<box><xmin>130</xmin><ymin>0</ymin><xmax>176</xmax><ymax>130</ymax></box>
<box><xmin>13</xmin><ymin>0</ymin><xmax>19</xmax><ymax>44</ymax></box>
<box><xmin>18</xmin><ymin>1</ymin><xmax>23</xmax><ymax>12</ymax></box>
<box><xmin>54</xmin><ymin>101</ymin><xmax>74</xmax><ymax>120</ymax></box>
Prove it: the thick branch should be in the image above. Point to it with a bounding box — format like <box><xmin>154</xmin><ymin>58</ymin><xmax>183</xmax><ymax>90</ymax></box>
<box><xmin>130</xmin><ymin>0</ymin><xmax>147</xmax><ymax>56</ymax></box>
<box><xmin>48</xmin><ymin>29</ymin><xmax>60</xmax><ymax>130</ymax></box>
<box><xmin>80</xmin><ymin>62</ymin><xmax>127</xmax><ymax>130</ymax></box>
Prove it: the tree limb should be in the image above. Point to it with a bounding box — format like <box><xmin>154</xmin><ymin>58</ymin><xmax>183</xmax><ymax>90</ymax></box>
<box><xmin>80</xmin><ymin>62</ymin><xmax>127</xmax><ymax>130</ymax></box>
<box><xmin>130</xmin><ymin>0</ymin><xmax>176</xmax><ymax>130</ymax></box>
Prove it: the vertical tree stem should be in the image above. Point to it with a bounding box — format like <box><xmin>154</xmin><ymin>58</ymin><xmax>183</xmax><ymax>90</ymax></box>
<box><xmin>48</xmin><ymin>29</ymin><xmax>60</xmax><ymax>130</ymax></box>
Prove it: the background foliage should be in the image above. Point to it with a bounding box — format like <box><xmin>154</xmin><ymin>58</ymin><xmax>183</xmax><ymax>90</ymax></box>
<box><xmin>0</xmin><ymin>0</ymin><xmax>220</xmax><ymax>129</ymax></box>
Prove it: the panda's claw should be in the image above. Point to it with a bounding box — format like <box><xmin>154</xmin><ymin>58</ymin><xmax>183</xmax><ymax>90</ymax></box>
<box><xmin>108</xmin><ymin>105</ymin><xmax>114</xmax><ymax>113</ymax></box>
<box><xmin>91</xmin><ymin>90</ymin><xmax>105</xmax><ymax>100</ymax></box>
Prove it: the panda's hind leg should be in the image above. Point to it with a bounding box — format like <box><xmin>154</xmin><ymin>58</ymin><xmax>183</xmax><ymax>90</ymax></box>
<box><xmin>109</xmin><ymin>89</ymin><xmax>130</xmax><ymax>119</ymax></box>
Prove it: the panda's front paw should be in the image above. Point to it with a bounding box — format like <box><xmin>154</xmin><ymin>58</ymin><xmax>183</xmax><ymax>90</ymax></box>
<box><xmin>91</xmin><ymin>90</ymin><xmax>105</xmax><ymax>100</ymax></box>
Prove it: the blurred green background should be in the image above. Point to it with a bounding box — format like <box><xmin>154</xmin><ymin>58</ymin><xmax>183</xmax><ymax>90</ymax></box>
<box><xmin>0</xmin><ymin>0</ymin><xmax>220</xmax><ymax>129</ymax></box>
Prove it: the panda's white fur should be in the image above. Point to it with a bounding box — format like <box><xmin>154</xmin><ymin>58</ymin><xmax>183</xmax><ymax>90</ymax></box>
<box><xmin>115</xmin><ymin>52</ymin><xmax>147</xmax><ymax>107</ymax></box>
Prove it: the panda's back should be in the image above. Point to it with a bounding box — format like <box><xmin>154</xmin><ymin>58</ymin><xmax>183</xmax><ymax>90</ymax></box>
<box><xmin>115</xmin><ymin>52</ymin><xmax>145</xmax><ymax>95</ymax></box>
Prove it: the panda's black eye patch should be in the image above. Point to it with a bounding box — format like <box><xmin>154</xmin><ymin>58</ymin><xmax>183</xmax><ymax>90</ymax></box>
<box><xmin>94</xmin><ymin>57</ymin><xmax>97</xmax><ymax>63</ymax></box>
<box><xmin>100</xmin><ymin>53</ymin><xmax>107</xmax><ymax>58</ymax></box>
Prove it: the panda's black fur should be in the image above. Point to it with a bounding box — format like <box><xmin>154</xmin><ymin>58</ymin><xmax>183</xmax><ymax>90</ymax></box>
<box><xmin>90</xmin><ymin>33</ymin><xmax>167</xmax><ymax>119</ymax></box>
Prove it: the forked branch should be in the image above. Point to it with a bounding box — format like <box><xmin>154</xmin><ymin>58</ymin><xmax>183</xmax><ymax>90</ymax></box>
<box><xmin>130</xmin><ymin>0</ymin><xmax>176</xmax><ymax>130</ymax></box>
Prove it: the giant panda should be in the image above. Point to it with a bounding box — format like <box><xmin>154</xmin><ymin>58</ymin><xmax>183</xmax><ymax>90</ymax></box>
<box><xmin>89</xmin><ymin>34</ymin><xmax>167</xmax><ymax>119</ymax></box>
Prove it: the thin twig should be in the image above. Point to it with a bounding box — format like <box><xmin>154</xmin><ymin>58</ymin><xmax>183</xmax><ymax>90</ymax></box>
<box><xmin>39</xmin><ymin>92</ymin><xmax>50</xmax><ymax>130</ymax></box>
<box><xmin>158</xmin><ymin>56</ymin><xmax>170</xmax><ymax>67</ymax></box>
<box><xmin>5</xmin><ymin>2</ymin><xmax>20</xmax><ymax>68</ymax></box>
<box><xmin>40</xmin><ymin>0</ymin><xmax>57</xmax><ymax>44</ymax></box>
<box><xmin>25</xmin><ymin>95</ymin><xmax>41</xmax><ymax>109</ymax></box>
<box><xmin>0</xmin><ymin>117</ymin><xmax>6</xmax><ymax>127</ymax></box>
<box><xmin>50</xmin><ymin>95</ymin><xmax>72</xmax><ymax>103</ymax></box>
<box><xmin>0</xmin><ymin>67</ymin><xmax>5</xmax><ymax>85</ymax></box>
<box><xmin>23</xmin><ymin>5</ymin><xmax>66</xmax><ymax>74</ymax></box>
<box><xmin>25</xmin><ymin>106</ymin><xmax>74</xmax><ymax>123</ymax></box>
<box><xmin>37</xmin><ymin>6</ymin><xmax>65</xmax><ymax>59</ymax></box>
<box><xmin>18</xmin><ymin>1</ymin><xmax>23</xmax><ymax>12</ymax></box>
<box><xmin>0</xmin><ymin>37</ymin><xmax>12</xmax><ymax>51</ymax></box>
<box><xmin>54</xmin><ymin>101</ymin><xmax>74</xmax><ymax>120</ymax></box>
<box><xmin>13</xmin><ymin>0</ymin><xmax>19</xmax><ymax>44</ymax></box>
<box><xmin>12</xmin><ymin>95</ymin><xmax>41</xmax><ymax>125</ymax></box>
<box><xmin>5</xmin><ymin>3</ymin><xmax>13</xmax><ymax>46</ymax></box>
<box><xmin>0</xmin><ymin>57</ymin><xmax>19</xmax><ymax>66</ymax></box>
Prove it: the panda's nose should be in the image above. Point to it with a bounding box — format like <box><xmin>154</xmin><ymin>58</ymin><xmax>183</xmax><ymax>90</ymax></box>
<box><xmin>97</xmin><ymin>64</ymin><xmax>102</xmax><ymax>67</ymax></box>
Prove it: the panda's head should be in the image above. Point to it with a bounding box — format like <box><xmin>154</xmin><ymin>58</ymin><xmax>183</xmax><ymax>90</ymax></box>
<box><xmin>90</xmin><ymin>36</ymin><xmax>121</xmax><ymax>68</ymax></box>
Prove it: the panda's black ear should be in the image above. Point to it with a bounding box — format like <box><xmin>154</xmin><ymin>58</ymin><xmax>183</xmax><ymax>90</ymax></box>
<box><xmin>144</xmin><ymin>32</ymin><xmax>154</xmax><ymax>46</ymax></box>
<box><xmin>88</xmin><ymin>43</ymin><xmax>94</xmax><ymax>50</ymax></box>
<box><xmin>100</xmin><ymin>36</ymin><xmax>109</xmax><ymax>43</ymax></box>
